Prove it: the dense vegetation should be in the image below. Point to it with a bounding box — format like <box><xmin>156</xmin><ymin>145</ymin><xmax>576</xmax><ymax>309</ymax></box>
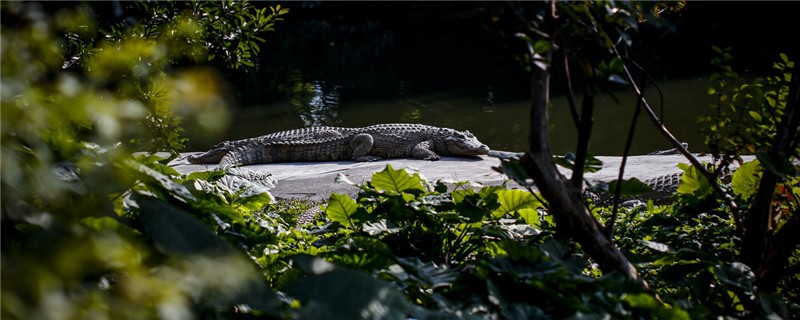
<box><xmin>2</xmin><ymin>1</ymin><xmax>797</xmax><ymax>319</ymax></box>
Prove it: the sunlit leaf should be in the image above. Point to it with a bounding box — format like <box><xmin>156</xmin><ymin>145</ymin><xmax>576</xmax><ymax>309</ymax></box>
<box><xmin>370</xmin><ymin>164</ymin><xmax>426</xmax><ymax>194</ymax></box>
<box><xmin>492</xmin><ymin>189</ymin><xmax>542</xmax><ymax>219</ymax></box>
<box><xmin>325</xmin><ymin>193</ymin><xmax>359</xmax><ymax>228</ymax></box>
<box><xmin>640</xmin><ymin>240</ymin><xmax>673</xmax><ymax>253</ymax></box>
<box><xmin>732</xmin><ymin>160</ymin><xmax>762</xmax><ymax>199</ymax></box>
<box><xmin>676</xmin><ymin>163</ymin><xmax>713</xmax><ymax>198</ymax></box>
<box><xmin>127</xmin><ymin>160</ymin><xmax>197</xmax><ymax>202</ymax></box>
<box><xmin>748</xmin><ymin>111</ymin><xmax>763</xmax><ymax>122</ymax></box>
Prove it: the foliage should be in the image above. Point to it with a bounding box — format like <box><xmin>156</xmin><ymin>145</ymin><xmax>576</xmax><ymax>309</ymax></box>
<box><xmin>702</xmin><ymin>47</ymin><xmax>796</xmax><ymax>157</ymax></box>
<box><xmin>54</xmin><ymin>0</ymin><xmax>288</xmax><ymax>156</ymax></box>
<box><xmin>3</xmin><ymin>1</ymin><xmax>799</xmax><ymax>319</ymax></box>
<box><xmin>1</xmin><ymin>1</ymin><xmax>287</xmax><ymax>319</ymax></box>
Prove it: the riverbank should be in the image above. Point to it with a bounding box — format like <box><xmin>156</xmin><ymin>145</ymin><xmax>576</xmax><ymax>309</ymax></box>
<box><xmin>169</xmin><ymin>153</ymin><xmax>756</xmax><ymax>201</ymax></box>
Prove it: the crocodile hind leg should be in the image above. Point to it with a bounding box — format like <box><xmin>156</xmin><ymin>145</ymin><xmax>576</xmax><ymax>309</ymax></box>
<box><xmin>412</xmin><ymin>140</ymin><xmax>440</xmax><ymax>160</ymax></box>
<box><xmin>350</xmin><ymin>133</ymin><xmax>381</xmax><ymax>161</ymax></box>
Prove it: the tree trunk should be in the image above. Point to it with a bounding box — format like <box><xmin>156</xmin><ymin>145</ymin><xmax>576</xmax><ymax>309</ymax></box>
<box><xmin>741</xmin><ymin>62</ymin><xmax>800</xmax><ymax>293</ymax></box>
<box><xmin>521</xmin><ymin>49</ymin><xmax>648</xmax><ymax>290</ymax></box>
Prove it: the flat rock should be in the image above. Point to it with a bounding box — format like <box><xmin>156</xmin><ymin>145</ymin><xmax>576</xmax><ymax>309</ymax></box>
<box><xmin>168</xmin><ymin>152</ymin><xmax>756</xmax><ymax>201</ymax></box>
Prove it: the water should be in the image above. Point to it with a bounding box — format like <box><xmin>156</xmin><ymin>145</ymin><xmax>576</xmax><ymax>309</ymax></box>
<box><xmin>206</xmin><ymin>2</ymin><xmax>736</xmax><ymax>157</ymax></box>
<box><xmin>225</xmin><ymin>75</ymin><xmax>715</xmax><ymax>156</ymax></box>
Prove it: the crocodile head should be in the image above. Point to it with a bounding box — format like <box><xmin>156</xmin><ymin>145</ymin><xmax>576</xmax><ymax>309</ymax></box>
<box><xmin>187</xmin><ymin>141</ymin><xmax>231</xmax><ymax>164</ymax></box>
<box><xmin>442</xmin><ymin>130</ymin><xmax>490</xmax><ymax>156</ymax></box>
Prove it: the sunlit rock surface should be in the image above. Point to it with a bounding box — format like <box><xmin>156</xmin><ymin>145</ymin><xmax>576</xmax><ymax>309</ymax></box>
<box><xmin>169</xmin><ymin>153</ymin><xmax>756</xmax><ymax>201</ymax></box>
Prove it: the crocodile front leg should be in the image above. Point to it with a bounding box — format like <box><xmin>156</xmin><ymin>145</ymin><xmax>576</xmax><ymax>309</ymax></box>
<box><xmin>350</xmin><ymin>133</ymin><xmax>381</xmax><ymax>161</ymax></box>
<box><xmin>412</xmin><ymin>140</ymin><xmax>440</xmax><ymax>160</ymax></box>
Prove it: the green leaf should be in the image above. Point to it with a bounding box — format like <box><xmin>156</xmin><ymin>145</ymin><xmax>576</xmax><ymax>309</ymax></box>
<box><xmin>554</xmin><ymin>153</ymin><xmax>603</xmax><ymax>173</ymax></box>
<box><xmin>286</xmin><ymin>255</ymin><xmax>411</xmax><ymax>320</ymax></box>
<box><xmin>748</xmin><ymin>110</ymin><xmax>763</xmax><ymax>122</ymax></box>
<box><xmin>127</xmin><ymin>160</ymin><xmax>197</xmax><ymax>202</ymax></box>
<box><xmin>624</xmin><ymin>293</ymin><xmax>691</xmax><ymax>320</ymax></box>
<box><xmin>640</xmin><ymin>240</ymin><xmax>673</xmax><ymax>253</ymax></box>
<box><xmin>533</xmin><ymin>40</ymin><xmax>551</xmax><ymax>54</ymax></box>
<box><xmin>608</xmin><ymin>57</ymin><xmax>624</xmax><ymax>74</ymax></box>
<box><xmin>492</xmin><ymin>189</ymin><xmax>542</xmax><ymax>219</ymax></box>
<box><xmin>517</xmin><ymin>208</ymin><xmax>540</xmax><ymax>227</ymax></box>
<box><xmin>676</xmin><ymin>163</ymin><xmax>713</xmax><ymax>198</ymax></box>
<box><xmin>135</xmin><ymin>195</ymin><xmax>229</xmax><ymax>255</ymax></box>
<box><xmin>370</xmin><ymin>164</ymin><xmax>426</xmax><ymax>194</ymax></box>
<box><xmin>184</xmin><ymin>169</ymin><xmax>225</xmax><ymax>182</ymax></box>
<box><xmin>496</xmin><ymin>157</ymin><xmax>534</xmax><ymax>186</ymax></box>
<box><xmin>325</xmin><ymin>193</ymin><xmax>359</xmax><ymax>228</ymax></box>
<box><xmin>756</xmin><ymin>151</ymin><xmax>797</xmax><ymax>179</ymax></box>
<box><xmin>394</xmin><ymin>257</ymin><xmax>458</xmax><ymax>290</ymax></box>
<box><xmin>732</xmin><ymin>160</ymin><xmax>762</xmax><ymax>199</ymax></box>
<box><xmin>608</xmin><ymin>178</ymin><xmax>653</xmax><ymax>197</ymax></box>
<box><xmin>713</xmin><ymin>262</ymin><xmax>754</xmax><ymax>292</ymax></box>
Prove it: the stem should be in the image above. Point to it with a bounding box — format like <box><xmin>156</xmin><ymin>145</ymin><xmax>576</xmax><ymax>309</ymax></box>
<box><xmin>608</xmin><ymin>43</ymin><xmax>744</xmax><ymax>236</ymax></box>
<box><xmin>571</xmin><ymin>89</ymin><xmax>595</xmax><ymax>189</ymax></box>
<box><xmin>607</xmin><ymin>98</ymin><xmax>643</xmax><ymax>238</ymax></box>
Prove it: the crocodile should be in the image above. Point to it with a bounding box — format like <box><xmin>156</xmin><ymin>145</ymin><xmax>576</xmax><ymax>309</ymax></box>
<box><xmin>187</xmin><ymin>123</ymin><xmax>491</xmax><ymax>167</ymax></box>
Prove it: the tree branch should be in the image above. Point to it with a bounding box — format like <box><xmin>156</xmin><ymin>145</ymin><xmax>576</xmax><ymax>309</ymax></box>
<box><xmin>570</xmin><ymin>89</ymin><xmax>595</xmax><ymax>189</ymax></box>
<box><xmin>607</xmin><ymin>43</ymin><xmax>744</xmax><ymax>236</ymax></box>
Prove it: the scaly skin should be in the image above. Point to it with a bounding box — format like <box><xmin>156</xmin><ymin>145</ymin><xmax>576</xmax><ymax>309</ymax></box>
<box><xmin>188</xmin><ymin>123</ymin><xmax>491</xmax><ymax>167</ymax></box>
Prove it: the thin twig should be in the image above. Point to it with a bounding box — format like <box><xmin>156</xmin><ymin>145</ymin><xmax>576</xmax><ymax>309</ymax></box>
<box><xmin>561</xmin><ymin>39</ymin><xmax>580</xmax><ymax>128</ymax></box>
<box><xmin>608</xmin><ymin>43</ymin><xmax>744</xmax><ymax>236</ymax></box>
<box><xmin>607</xmin><ymin>98</ymin><xmax>643</xmax><ymax>238</ymax></box>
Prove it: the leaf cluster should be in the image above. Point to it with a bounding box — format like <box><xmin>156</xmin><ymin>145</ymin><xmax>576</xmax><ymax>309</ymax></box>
<box><xmin>702</xmin><ymin>47</ymin><xmax>796</xmax><ymax>157</ymax></box>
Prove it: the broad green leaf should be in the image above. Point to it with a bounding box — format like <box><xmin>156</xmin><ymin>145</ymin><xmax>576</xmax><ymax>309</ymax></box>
<box><xmin>232</xmin><ymin>192</ymin><xmax>272</xmax><ymax>212</ymax></box>
<box><xmin>394</xmin><ymin>257</ymin><xmax>458</xmax><ymax>290</ymax></box>
<box><xmin>713</xmin><ymin>262</ymin><xmax>754</xmax><ymax>291</ymax></box>
<box><xmin>608</xmin><ymin>178</ymin><xmax>653</xmax><ymax>197</ymax></box>
<box><xmin>492</xmin><ymin>238</ymin><xmax>544</xmax><ymax>263</ymax></box>
<box><xmin>492</xmin><ymin>189</ymin><xmax>542</xmax><ymax>219</ymax></box>
<box><xmin>517</xmin><ymin>208</ymin><xmax>540</xmax><ymax>227</ymax></box>
<box><xmin>127</xmin><ymin>160</ymin><xmax>197</xmax><ymax>202</ymax></box>
<box><xmin>732</xmin><ymin>160</ymin><xmax>762</xmax><ymax>199</ymax></box>
<box><xmin>624</xmin><ymin>293</ymin><xmax>691</xmax><ymax>320</ymax></box>
<box><xmin>756</xmin><ymin>151</ymin><xmax>797</xmax><ymax>179</ymax></box>
<box><xmin>184</xmin><ymin>169</ymin><xmax>225</xmax><ymax>182</ymax></box>
<box><xmin>676</xmin><ymin>163</ymin><xmax>713</xmax><ymax>198</ymax></box>
<box><xmin>363</xmin><ymin>219</ymin><xmax>400</xmax><ymax>236</ymax></box>
<box><xmin>286</xmin><ymin>255</ymin><xmax>411</xmax><ymax>320</ymax></box>
<box><xmin>135</xmin><ymin>195</ymin><xmax>228</xmax><ymax>255</ymax></box>
<box><xmin>370</xmin><ymin>164</ymin><xmax>426</xmax><ymax>194</ymax></box>
<box><xmin>640</xmin><ymin>240</ymin><xmax>673</xmax><ymax>253</ymax></box>
<box><xmin>496</xmin><ymin>158</ymin><xmax>534</xmax><ymax>186</ymax></box>
<box><xmin>325</xmin><ymin>193</ymin><xmax>359</xmax><ymax>228</ymax></box>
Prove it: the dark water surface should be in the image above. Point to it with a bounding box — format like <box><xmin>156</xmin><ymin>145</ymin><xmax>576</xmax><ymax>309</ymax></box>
<box><xmin>198</xmin><ymin>2</ymin><xmax>792</xmax><ymax>156</ymax></box>
<box><xmin>226</xmin><ymin>76</ymin><xmax>714</xmax><ymax>156</ymax></box>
